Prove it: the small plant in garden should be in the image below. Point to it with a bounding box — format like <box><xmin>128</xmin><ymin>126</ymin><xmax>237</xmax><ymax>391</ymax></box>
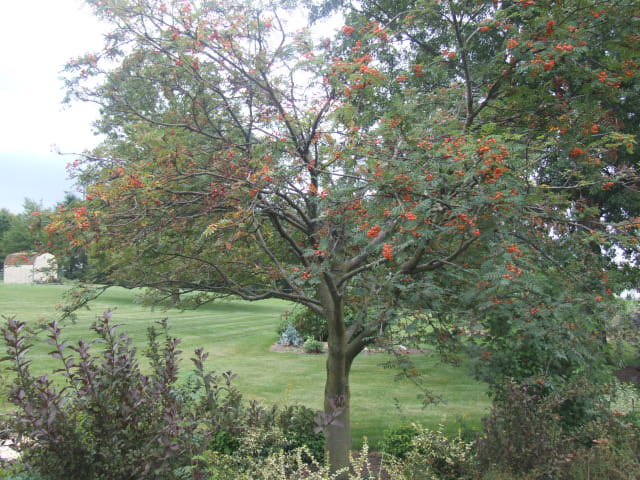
<box><xmin>402</xmin><ymin>425</ymin><xmax>476</xmax><ymax>480</ymax></box>
<box><xmin>277</xmin><ymin>306</ymin><xmax>364</xmax><ymax>343</ymax></box>
<box><xmin>303</xmin><ymin>338</ymin><xmax>324</xmax><ymax>354</ymax></box>
<box><xmin>278</xmin><ymin>324</ymin><xmax>304</xmax><ymax>347</ymax></box>
<box><xmin>381</xmin><ymin>423</ymin><xmax>422</xmax><ymax>459</ymax></box>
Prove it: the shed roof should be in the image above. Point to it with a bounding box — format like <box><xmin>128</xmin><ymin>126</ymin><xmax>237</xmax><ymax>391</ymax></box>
<box><xmin>4</xmin><ymin>252</ymin><xmax>39</xmax><ymax>267</ymax></box>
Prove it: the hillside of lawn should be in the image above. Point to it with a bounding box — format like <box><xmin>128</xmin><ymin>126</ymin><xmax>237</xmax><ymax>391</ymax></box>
<box><xmin>0</xmin><ymin>283</ymin><xmax>489</xmax><ymax>446</ymax></box>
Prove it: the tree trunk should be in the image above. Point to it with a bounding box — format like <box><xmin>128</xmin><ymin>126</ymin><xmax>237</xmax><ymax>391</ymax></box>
<box><xmin>325</xmin><ymin>342</ymin><xmax>352</xmax><ymax>476</ymax></box>
<box><xmin>319</xmin><ymin>279</ymin><xmax>352</xmax><ymax>475</ymax></box>
<box><xmin>171</xmin><ymin>288</ymin><xmax>180</xmax><ymax>305</ymax></box>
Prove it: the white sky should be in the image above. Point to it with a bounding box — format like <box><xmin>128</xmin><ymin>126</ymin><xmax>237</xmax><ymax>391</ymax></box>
<box><xmin>0</xmin><ymin>0</ymin><xmax>106</xmax><ymax>213</ymax></box>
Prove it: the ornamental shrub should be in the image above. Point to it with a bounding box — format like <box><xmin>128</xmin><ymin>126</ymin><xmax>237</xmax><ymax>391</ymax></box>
<box><xmin>476</xmin><ymin>380</ymin><xmax>569</xmax><ymax>476</ymax></box>
<box><xmin>278</xmin><ymin>405</ymin><xmax>325</xmax><ymax>462</ymax></box>
<box><xmin>475</xmin><ymin>378</ymin><xmax>640</xmax><ymax>479</ymax></box>
<box><xmin>1</xmin><ymin>314</ymin><xmax>259</xmax><ymax>479</ymax></box>
<box><xmin>277</xmin><ymin>324</ymin><xmax>304</xmax><ymax>347</ymax></box>
<box><xmin>197</xmin><ymin>438</ymin><xmax>405</xmax><ymax>480</ymax></box>
<box><xmin>381</xmin><ymin>423</ymin><xmax>422</xmax><ymax>459</ymax></box>
<box><xmin>2</xmin><ymin>313</ymin><xmax>195</xmax><ymax>479</ymax></box>
<box><xmin>401</xmin><ymin>425</ymin><xmax>476</xmax><ymax>480</ymax></box>
<box><xmin>303</xmin><ymin>338</ymin><xmax>324</xmax><ymax>354</ymax></box>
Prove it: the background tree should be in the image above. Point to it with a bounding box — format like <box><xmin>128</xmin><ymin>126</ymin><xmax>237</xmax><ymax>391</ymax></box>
<box><xmin>52</xmin><ymin>0</ymin><xmax>638</xmax><ymax>472</ymax></box>
<box><xmin>0</xmin><ymin>199</ymin><xmax>47</xmax><ymax>260</ymax></box>
<box><xmin>0</xmin><ymin>208</ymin><xmax>16</xmax><ymax>261</ymax></box>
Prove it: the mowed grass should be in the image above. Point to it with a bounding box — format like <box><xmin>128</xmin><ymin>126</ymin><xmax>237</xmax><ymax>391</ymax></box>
<box><xmin>0</xmin><ymin>283</ymin><xmax>489</xmax><ymax>447</ymax></box>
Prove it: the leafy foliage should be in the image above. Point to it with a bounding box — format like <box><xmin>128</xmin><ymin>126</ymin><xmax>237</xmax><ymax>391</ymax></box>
<box><xmin>475</xmin><ymin>379</ymin><xmax>640</xmax><ymax>479</ymax></box>
<box><xmin>380</xmin><ymin>423</ymin><xmax>421</xmax><ymax>459</ymax></box>
<box><xmin>0</xmin><ymin>312</ymin><xmax>323</xmax><ymax>479</ymax></box>
<box><xmin>303</xmin><ymin>338</ymin><xmax>324</xmax><ymax>354</ymax></box>
<box><xmin>0</xmin><ymin>197</ymin><xmax>92</xmax><ymax>280</ymax></box>
<box><xmin>0</xmin><ymin>200</ymin><xmax>46</xmax><ymax>263</ymax></box>
<box><xmin>278</xmin><ymin>404</ymin><xmax>326</xmax><ymax>461</ymax></box>
<box><xmin>278</xmin><ymin>325</ymin><xmax>305</xmax><ymax>348</ymax></box>
<box><xmin>402</xmin><ymin>425</ymin><xmax>476</xmax><ymax>480</ymax></box>
<box><xmin>196</xmin><ymin>438</ymin><xmax>405</xmax><ymax>480</ymax></box>
<box><xmin>2</xmin><ymin>313</ymin><xmax>190</xmax><ymax>478</ymax></box>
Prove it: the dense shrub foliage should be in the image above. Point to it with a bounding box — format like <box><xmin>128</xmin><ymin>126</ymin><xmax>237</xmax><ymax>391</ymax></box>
<box><xmin>0</xmin><ymin>313</ymin><xmax>323</xmax><ymax>479</ymax></box>
<box><xmin>402</xmin><ymin>425</ymin><xmax>476</xmax><ymax>480</ymax></box>
<box><xmin>381</xmin><ymin>423</ymin><xmax>476</xmax><ymax>480</ymax></box>
<box><xmin>380</xmin><ymin>423</ymin><xmax>422</xmax><ymax>459</ymax></box>
<box><xmin>195</xmin><ymin>439</ymin><xmax>406</xmax><ymax>480</ymax></box>
<box><xmin>303</xmin><ymin>338</ymin><xmax>324</xmax><ymax>354</ymax></box>
<box><xmin>476</xmin><ymin>380</ymin><xmax>640</xmax><ymax>479</ymax></box>
<box><xmin>374</xmin><ymin>380</ymin><xmax>640</xmax><ymax>480</ymax></box>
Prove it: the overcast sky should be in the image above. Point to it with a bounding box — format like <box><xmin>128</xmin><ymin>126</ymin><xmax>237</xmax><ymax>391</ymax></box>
<box><xmin>0</xmin><ymin>0</ymin><xmax>107</xmax><ymax>213</ymax></box>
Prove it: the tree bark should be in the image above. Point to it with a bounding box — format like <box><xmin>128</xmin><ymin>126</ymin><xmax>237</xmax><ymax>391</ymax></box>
<box><xmin>171</xmin><ymin>288</ymin><xmax>180</xmax><ymax>305</ymax></box>
<box><xmin>319</xmin><ymin>279</ymin><xmax>352</xmax><ymax>476</ymax></box>
<box><xmin>325</xmin><ymin>342</ymin><xmax>352</xmax><ymax>476</ymax></box>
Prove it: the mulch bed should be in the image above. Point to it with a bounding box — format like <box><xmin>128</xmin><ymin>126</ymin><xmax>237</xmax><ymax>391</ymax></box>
<box><xmin>269</xmin><ymin>343</ymin><xmax>326</xmax><ymax>353</ymax></box>
<box><xmin>269</xmin><ymin>343</ymin><xmax>424</xmax><ymax>355</ymax></box>
<box><xmin>613</xmin><ymin>365</ymin><xmax>640</xmax><ymax>386</ymax></box>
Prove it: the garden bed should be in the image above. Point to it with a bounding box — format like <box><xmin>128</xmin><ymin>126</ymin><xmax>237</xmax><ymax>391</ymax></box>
<box><xmin>269</xmin><ymin>342</ymin><xmax>424</xmax><ymax>355</ymax></box>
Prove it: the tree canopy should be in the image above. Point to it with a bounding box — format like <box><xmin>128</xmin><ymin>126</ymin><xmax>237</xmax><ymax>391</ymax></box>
<box><xmin>51</xmin><ymin>0</ymin><xmax>639</xmax><ymax>472</ymax></box>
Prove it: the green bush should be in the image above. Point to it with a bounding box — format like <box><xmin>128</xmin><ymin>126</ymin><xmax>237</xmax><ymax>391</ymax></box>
<box><xmin>279</xmin><ymin>307</ymin><xmax>328</xmax><ymax>341</ymax></box>
<box><xmin>609</xmin><ymin>380</ymin><xmax>640</xmax><ymax>415</ymax></box>
<box><xmin>402</xmin><ymin>425</ymin><xmax>476</xmax><ymax>480</ymax></box>
<box><xmin>303</xmin><ymin>338</ymin><xmax>324</xmax><ymax>354</ymax></box>
<box><xmin>278</xmin><ymin>405</ymin><xmax>325</xmax><ymax>462</ymax></box>
<box><xmin>476</xmin><ymin>380</ymin><xmax>570</xmax><ymax>476</ymax></box>
<box><xmin>277</xmin><ymin>324</ymin><xmax>304</xmax><ymax>347</ymax></box>
<box><xmin>381</xmin><ymin>423</ymin><xmax>422</xmax><ymax>458</ymax></box>
<box><xmin>1</xmin><ymin>474</ymin><xmax>50</xmax><ymax>480</ymax></box>
<box><xmin>476</xmin><ymin>379</ymin><xmax>640</xmax><ymax>479</ymax></box>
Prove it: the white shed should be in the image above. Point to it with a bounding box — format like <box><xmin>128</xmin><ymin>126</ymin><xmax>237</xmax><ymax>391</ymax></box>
<box><xmin>3</xmin><ymin>252</ymin><xmax>58</xmax><ymax>284</ymax></box>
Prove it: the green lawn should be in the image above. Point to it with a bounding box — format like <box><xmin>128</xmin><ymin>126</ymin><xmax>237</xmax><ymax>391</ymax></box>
<box><xmin>0</xmin><ymin>283</ymin><xmax>489</xmax><ymax>447</ymax></box>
